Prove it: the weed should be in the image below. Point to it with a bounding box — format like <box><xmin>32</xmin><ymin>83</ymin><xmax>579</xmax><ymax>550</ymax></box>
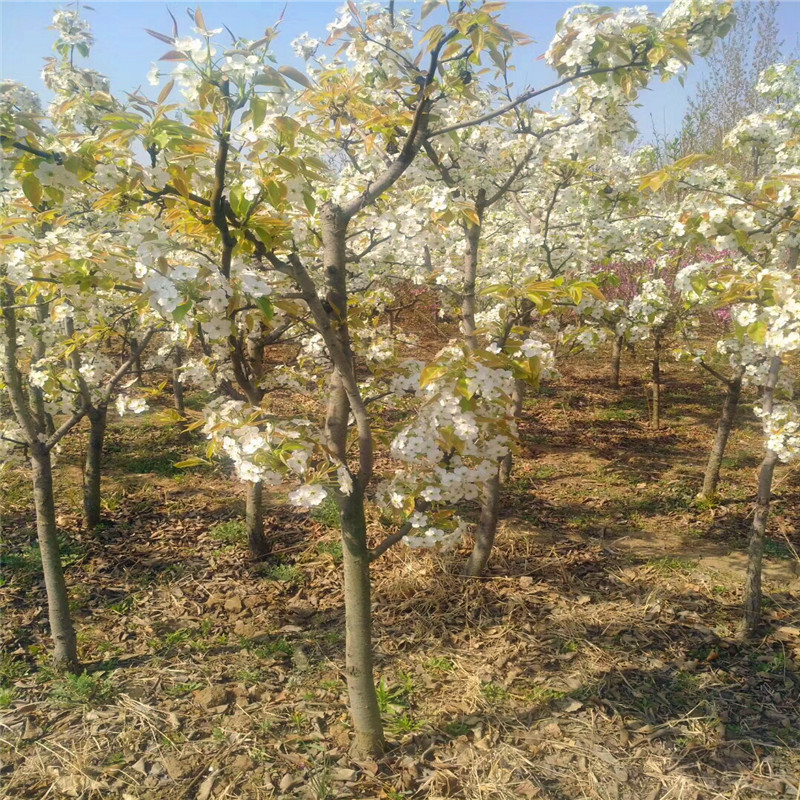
<box><xmin>756</xmin><ymin>652</ymin><xmax>788</xmax><ymax>674</ymax></box>
<box><xmin>209</xmin><ymin>520</ymin><xmax>246</xmax><ymax>545</ymax></box>
<box><xmin>240</xmin><ymin>635</ymin><xmax>294</xmax><ymax>658</ymax></box>
<box><xmin>291</xmin><ymin>710</ymin><xmax>308</xmax><ymax>731</ymax></box>
<box><xmin>376</xmin><ymin>676</ymin><xmax>413</xmax><ymax>714</ymax></box>
<box><xmin>424</xmin><ymin>656</ymin><xmax>453</xmax><ymax>674</ymax></box>
<box><xmin>311</xmin><ymin>496</ymin><xmax>340</xmax><ymax>528</ymax></box>
<box><xmin>0</xmin><ymin>654</ymin><xmax>29</xmax><ymax>686</ymax></box>
<box><xmin>261</xmin><ymin>563</ymin><xmax>304</xmax><ymax>585</ymax></box>
<box><xmin>522</xmin><ymin>686</ymin><xmax>566</xmax><ymax>704</ymax></box>
<box><xmin>212</xmin><ymin>727</ymin><xmax>226</xmax><ymax>742</ymax></box>
<box><xmin>763</xmin><ymin>539</ymin><xmax>792</xmax><ymax>559</ymax></box>
<box><xmin>0</xmin><ymin>687</ymin><xmax>17</xmax><ymax>708</ymax></box>
<box><xmin>389</xmin><ymin>712</ymin><xmax>422</xmax><ymax>734</ymax></box>
<box><xmin>647</xmin><ymin>556</ymin><xmax>697</xmax><ymax>574</ymax></box>
<box><xmin>481</xmin><ymin>682</ymin><xmax>510</xmax><ymax>704</ymax></box>
<box><xmin>443</xmin><ymin>720</ymin><xmax>471</xmax><ymax>737</ymax></box>
<box><xmin>51</xmin><ymin>672</ymin><xmax>117</xmax><ymax>707</ymax></box>
<box><xmin>316</xmin><ymin>540</ymin><xmax>343</xmax><ymax>562</ymax></box>
<box><xmin>108</xmin><ymin>596</ymin><xmax>134</xmax><ymax>614</ymax></box>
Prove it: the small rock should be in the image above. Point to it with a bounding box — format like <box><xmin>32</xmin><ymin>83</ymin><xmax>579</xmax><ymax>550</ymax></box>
<box><xmin>224</xmin><ymin>596</ymin><xmax>243</xmax><ymax>613</ymax></box>
<box><xmin>232</xmin><ymin>754</ymin><xmax>255</xmax><ymax>771</ymax></box>
<box><xmin>162</xmin><ymin>756</ymin><xmax>189</xmax><ymax>781</ymax></box>
<box><xmin>193</xmin><ymin>685</ymin><xmax>231</xmax><ymax>709</ymax></box>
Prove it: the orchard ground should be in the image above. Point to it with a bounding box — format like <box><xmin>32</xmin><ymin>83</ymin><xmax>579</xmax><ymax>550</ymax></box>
<box><xmin>1</xmin><ymin>337</ymin><xmax>799</xmax><ymax>800</ymax></box>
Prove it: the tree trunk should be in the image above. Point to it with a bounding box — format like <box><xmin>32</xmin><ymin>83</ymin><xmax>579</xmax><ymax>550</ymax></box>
<box><xmin>499</xmin><ymin>379</ymin><xmax>526</xmax><ymax>483</ymax></box>
<box><xmin>744</xmin><ymin>356</ymin><xmax>781</xmax><ymax>635</ymax></box>
<box><xmin>700</xmin><ymin>367</ymin><xmax>744</xmax><ymax>499</ymax></box>
<box><xmin>610</xmin><ymin>334</ymin><xmax>624</xmax><ymax>388</ymax></box>
<box><xmin>651</xmin><ymin>334</ymin><xmax>661</xmax><ymax>429</ymax></box>
<box><xmin>460</xmin><ymin>193</ymin><xmax>485</xmax><ymax>351</ymax></box>
<box><xmin>339</xmin><ymin>482</ymin><xmax>385</xmax><ymax>758</ymax></box>
<box><xmin>317</xmin><ymin>201</ymin><xmax>384</xmax><ymax>758</ymax></box>
<box><xmin>31</xmin><ymin>447</ymin><xmax>79</xmax><ymax>670</ymax></box>
<box><xmin>83</xmin><ymin>404</ymin><xmax>107</xmax><ymax>530</ymax></box>
<box><xmin>172</xmin><ymin>346</ymin><xmax>185</xmax><ymax>415</ymax></box>
<box><xmin>129</xmin><ymin>337</ymin><xmax>142</xmax><ymax>384</ymax></box>
<box><xmin>465</xmin><ymin>469</ymin><xmax>502</xmax><ymax>577</ymax></box>
<box><xmin>245</xmin><ymin>480</ymin><xmax>268</xmax><ymax>559</ymax></box>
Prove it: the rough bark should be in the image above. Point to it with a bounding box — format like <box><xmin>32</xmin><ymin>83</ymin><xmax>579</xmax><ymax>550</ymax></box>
<box><xmin>32</xmin><ymin>447</ymin><xmax>79</xmax><ymax>669</ymax></box>
<box><xmin>744</xmin><ymin>356</ymin><xmax>781</xmax><ymax>634</ymax></box>
<box><xmin>700</xmin><ymin>366</ymin><xmax>744</xmax><ymax>499</ymax></box>
<box><xmin>465</xmin><ymin>470</ymin><xmax>502</xmax><ymax>577</ymax></box>
<box><xmin>172</xmin><ymin>346</ymin><xmax>185</xmax><ymax>415</ymax></box>
<box><xmin>245</xmin><ymin>480</ymin><xmax>268</xmax><ymax>559</ymax></box>
<box><xmin>610</xmin><ymin>334</ymin><xmax>624</xmax><ymax>389</ymax></box>
<box><xmin>83</xmin><ymin>404</ymin><xmax>107</xmax><ymax>530</ymax></box>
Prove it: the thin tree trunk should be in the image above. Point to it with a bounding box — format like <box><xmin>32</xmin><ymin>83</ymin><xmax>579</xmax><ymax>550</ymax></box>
<box><xmin>245</xmin><ymin>480</ymin><xmax>268</xmax><ymax>559</ymax></box>
<box><xmin>339</xmin><ymin>483</ymin><xmax>384</xmax><ymax>758</ymax></box>
<box><xmin>461</xmin><ymin>194</ymin><xmax>485</xmax><ymax>351</ymax></box>
<box><xmin>172</xmin><ymin>346</ymin><xmax>185</xmax><ymax>415</ymax></box>
<box><xmin>499</xmin><ymin>379</ymin><xmax>525</xmax><ymax>483</ymax></box>
<box><xmin>31</xmin><ymin>447</ymin><xmax>79</xmax><ymax>670</ymax></box>
<box><xmin>83</xmin><ymin>404</ymin><xmax>107</xmax><ymax>530</ymax></box>
<box><xmin>465</xmin><ymin>470</ymin><xmax>502</xmax><ymax>577</ymax></box>
<box><xmin>129</xmin><ymin>337</ymin><xmax>142</xmax><ymax>385</ymax></box>
<box><xmin>610</xmin><ymin>333</ymin><xmax>624</xmax><ymax>389</ymax></box>
<box><xmin>701</xmin><ymin>367</ymin><xmax>744</xmax><ymax>499</ymax></box>
<box><xmin>651</xmin><ymin>334</ymin><xmax>661</xmax><ymax>429</ymax></box>
<box><xmin>319</xmin><ymin>202</ymin><xmax>384</xmax><ymax>758</ymax></box>
<box><xmin>744</xmin><ymin>356</ymin><xmax>781</xmax><ymax>634</ymax></box>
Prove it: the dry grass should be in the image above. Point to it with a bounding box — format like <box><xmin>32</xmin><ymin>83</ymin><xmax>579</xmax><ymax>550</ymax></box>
<box><xmin>1</xmin><ymin>347</ymin><xmax>799</xmax><ymax>799</ymax></box>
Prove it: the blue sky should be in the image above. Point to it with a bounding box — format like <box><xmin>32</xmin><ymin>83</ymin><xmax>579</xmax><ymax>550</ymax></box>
<box><xmin>2</xmin><ymin>1</ymin><xmax>799</xmax><ymax>142</ymax></box>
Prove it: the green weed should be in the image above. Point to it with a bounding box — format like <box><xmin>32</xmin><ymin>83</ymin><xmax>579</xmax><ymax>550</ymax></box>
<box><xmin>51</xmin><ymin>672</ymin><xmax>117</xmax><ymax>707</ymax></box>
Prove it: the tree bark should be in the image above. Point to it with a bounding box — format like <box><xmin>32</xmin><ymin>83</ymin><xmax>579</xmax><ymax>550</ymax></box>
<box><xmin>610</xmin><ymin>333</ymin><xmax>624</xmax><ymax>389</ymax></box>
<box><xmin>465</xmin><ymin>469</ymin><xmax>502</xmax><ymax>577</ymax></box>
<box><xmin>744</xmin><ymin>356</ymin><xmax>781</xmax><ymax>635</ymax></box>
<box><xmin>700</xmin><ymin>366</ymin><xmax>744</xmax><ymax>499</ymax></box>
<box><xmin>172</xmin><ymin>346</ymin><xmax>185</xmax><ymax>415</ymax></box>
<box><xmin>499</xmin><ymin>379</ymin><xmax>525</xmax><ymax>484</ymax></box>
<box><xmin>460</xmin><ymin>197</ymin><xmax>485</xmax><ymax>350</ymax></box>
<box><xmin>83</xmin><ymin>404</ymin><xmax>107</xmax><ymax>530</ymax></box>
<box><xmin>339</xmin><ymin>482</ymin><xmax>385</xmax><ymax>758</ymax></box>
<box><xmin>245</xmin><ymin>480</ymin><xmax>268</xmax><ymax>559</ymax></box>
<box><xmin>31</xmin><ymin>447</ymin><xmax>79</xmax><ymax>670</ymax></box>
<box><xmin>318</xmin><ymin>202</ymin><xmax>384</xmax><ymax>758</ymax></box>
<box><xmin>651</xmin><ymin>334</ymin><xmax>662</xmax><ymax>429</ymax></box>
<box><xmin>129</xmin><ymin>337</ymin><xmax>143</xmax><ymax>385</ymax></box>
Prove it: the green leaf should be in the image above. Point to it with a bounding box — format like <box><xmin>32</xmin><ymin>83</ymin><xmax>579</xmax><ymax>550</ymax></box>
<box><xmin>174</xmin><ymin>457</ymin><xmax>210</xmax><ymax>469</ymax></box>
<box><xmin>172</xmin><ymin>300</ymin><xmax>193</xmax><ymax>322</ymax></box>
<box><xmin>419</xmin><ymin>363</ymin><xmax>449</xmax><ymax>388</ymax></box>
<box><xmin>22</xmin><ymin>174</ymin><xmax>42</xmax><ymax>207</ymax></box>
<box><xmin>250</xmin><ymin>96</ymin><xmax>268</xmax><ymax>130</ymax></box>
<box><xmin>255</xmin><ymin>296</ymin><xmax>274</xmax><ymax>321</ymax></box>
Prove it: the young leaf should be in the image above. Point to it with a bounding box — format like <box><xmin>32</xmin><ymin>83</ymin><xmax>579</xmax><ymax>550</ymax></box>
<box><xmin>145</xmin><ymin>28</ymin><xmax>175</xmax><ymax>45</ymax></box>
<box><xmin>278</xmin><ymin>66</ymin><xmax>314</xmax><ymax>89</ymax></box>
